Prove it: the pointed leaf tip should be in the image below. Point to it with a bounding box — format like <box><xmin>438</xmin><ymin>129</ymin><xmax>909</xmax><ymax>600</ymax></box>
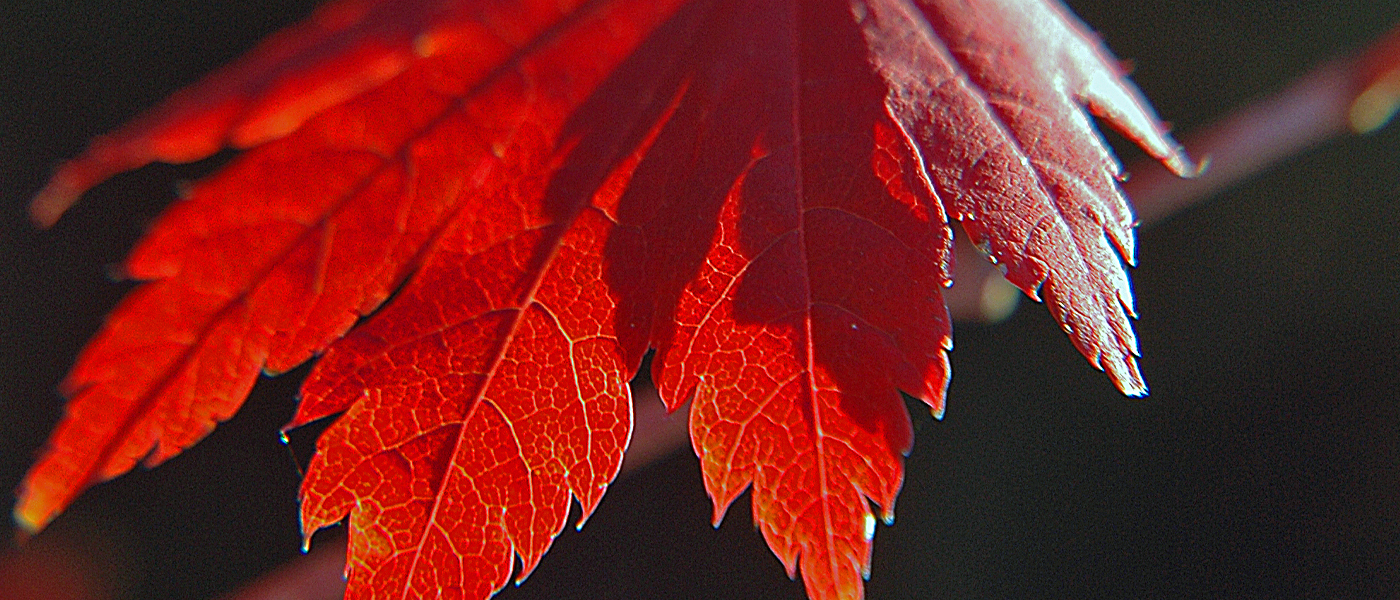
<box><xmin>1162</xmin><ymin>144</ymin><xmax>1204</xmax><ymax>179</ymax></box>
<box><xmin>29</xmin><ymin>181</ymin><xmax>77</xmax><ymax>228</ymax></box>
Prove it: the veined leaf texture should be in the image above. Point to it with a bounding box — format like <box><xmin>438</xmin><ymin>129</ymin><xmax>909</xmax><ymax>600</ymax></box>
<box><xmin>22</xmin><ymin>1</ymin><xmax>1396</xmax><ymax>600</ymax></box>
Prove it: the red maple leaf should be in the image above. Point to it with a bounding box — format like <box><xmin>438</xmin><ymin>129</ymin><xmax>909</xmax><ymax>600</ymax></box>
<box><xmin>13</xmin><ymin>1</ymin><xmax>1204</xmax><ymax>599</ymax></box>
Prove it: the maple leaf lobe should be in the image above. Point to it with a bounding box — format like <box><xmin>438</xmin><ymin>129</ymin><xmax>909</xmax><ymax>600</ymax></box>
<box><xmin>860</xmin><ymin>0</ymin><xmax>1190</xmax><ymax>398</ymax></box>
<box><xmin>292</xmin><ymin>1</ymin><xmax>692</xmax><ymax>596</ymax></box>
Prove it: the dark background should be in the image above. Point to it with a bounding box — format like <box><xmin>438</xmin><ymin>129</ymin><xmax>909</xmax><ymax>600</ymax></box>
<box><xmin>2</xmin><ymin>1</ymin><xmax>1397</xmax><ymax>598</ymax></box>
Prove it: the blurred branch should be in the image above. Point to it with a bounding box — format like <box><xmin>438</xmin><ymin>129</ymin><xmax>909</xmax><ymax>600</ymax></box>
<box><xmin>221</xmin><ymin>533</ymin><xmax>345</xmax><ymax>600</ymax></box>
<box><xmin>1126</xmin><ymin>21</ymin><xmax>1400</xmax><ymax>224</ymax></box>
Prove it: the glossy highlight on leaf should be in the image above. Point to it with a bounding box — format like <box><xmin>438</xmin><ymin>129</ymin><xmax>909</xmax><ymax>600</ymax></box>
<box><xmin>17</xmin><ymin>0</ymin><xmax>1190</xmax><ymax>599</ymax></box>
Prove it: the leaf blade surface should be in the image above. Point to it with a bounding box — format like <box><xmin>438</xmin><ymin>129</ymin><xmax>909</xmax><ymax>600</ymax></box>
<box><xmin>19</xmin><ymin>1</ymin><xmax>1191</xmax><ymax>599</ymax></box>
